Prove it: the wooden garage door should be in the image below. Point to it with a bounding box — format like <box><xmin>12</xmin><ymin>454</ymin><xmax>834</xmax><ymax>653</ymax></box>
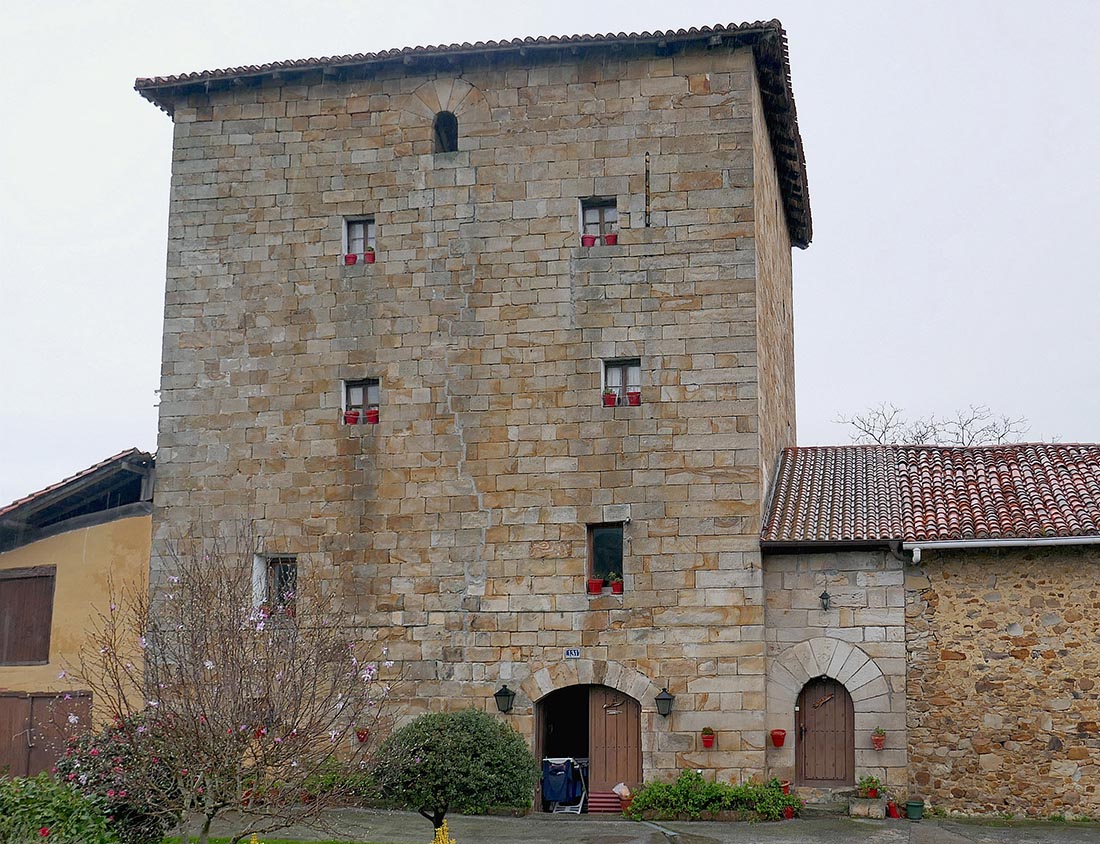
<box><xmin>588</xmin><ymin>685</ymin><xmax>641</xmax><ymax>792</ymax></box>
<box><xmin>796</xmin><ymin>677</ymin><xmax>854</xmax><ymax>787</ymax></box>
<box><xmin>0</xmin><ymin>691</ymin><xmax>91</xmax><ymax>777</ymax></box>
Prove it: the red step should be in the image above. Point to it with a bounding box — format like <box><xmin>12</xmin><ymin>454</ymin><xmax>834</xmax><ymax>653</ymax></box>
<box><xmin>587</xmin><ymin>791</ymin><xmax>623</xmax><ymax>814</ymax></box>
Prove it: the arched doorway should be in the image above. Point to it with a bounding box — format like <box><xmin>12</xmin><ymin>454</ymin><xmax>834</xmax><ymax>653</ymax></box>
<box><xmin>796</xmin><ymin>677</ymin><xmax>855</xmax><ymax>787</ymax></box>
<box><xmin>536</xmin><ymin>684</ymin><xmax>641</xmax><ymax>810</ymax></box>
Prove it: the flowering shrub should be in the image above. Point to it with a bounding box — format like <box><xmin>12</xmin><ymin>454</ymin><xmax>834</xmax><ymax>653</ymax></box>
<box><xmin>373</xmin><ymin>708</ymin><xmax>537</xmax><ymax>830</ymax></box>
<box><xmin>0</xmin><ymin>774</ymin><xmax>117</xmax><ymax>843</ymax></box>
<box><xmin>625</xmin><ymin>769</ymin><xmax>801</xmax><ymax>821</ymax></box>
<box><xmin>54</xmin><ymin>713</ymin><xmax>178</xmax><ymax>844</ymax></box>
<box><xmin>430</xmin><ymin>819</ymin><xmax>457</xmax><ymax>844</ymax></box>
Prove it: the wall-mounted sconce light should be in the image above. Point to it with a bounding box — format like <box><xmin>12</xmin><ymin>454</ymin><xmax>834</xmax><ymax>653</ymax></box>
<box><xmin>655</xmin><ymin>687</ymin><xmax>674</xmax><ymax>718</ymax></box>
<box><xmin>819</xmin><ymin>590</ymin><xmax>831</xmax><ymax>611</ymax></box>
<box><xmin>494</xmin><ymin>684</ymin><xmax>516</xmax><ymax>713</ymax></box>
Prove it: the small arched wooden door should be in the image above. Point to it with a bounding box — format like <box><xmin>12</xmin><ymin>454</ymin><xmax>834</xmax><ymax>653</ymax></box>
<box><xmin>796</xmin><ymin>677</ymin><xmax>854</xmax><ymax>787</ymax></box>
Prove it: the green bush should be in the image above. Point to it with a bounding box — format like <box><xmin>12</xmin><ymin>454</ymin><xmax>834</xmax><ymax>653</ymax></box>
<box><xmin>54</xmin><ymin>713</ymin><xmax>179</xmax><ymax>844</ymax></box>
<box><xmin>0</xmin><ymin>774</ymin><xmax>117</xmax><ymax>843</ymax></box>
<box><xmin>372</xmin><ymin>708</ymin><xmax>538</xmax><ymax>827</ymax></box>
<box><xmin>626</xmin><ymin>769</ymin><xmax>801</xmax><ymax>821</ymax></box>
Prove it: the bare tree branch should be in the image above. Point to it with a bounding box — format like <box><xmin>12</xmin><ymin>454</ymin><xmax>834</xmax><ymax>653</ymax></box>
<box><xmin>836</xmin><ymin>403</ymin><xmax>1031</xmax><ymax>446</ymax></box>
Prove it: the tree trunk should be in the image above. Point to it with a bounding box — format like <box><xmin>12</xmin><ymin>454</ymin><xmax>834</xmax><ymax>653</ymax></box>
<box><xmin>419</xmin><ymin>807</ymin><xmax>447</xmax><ymax>829</ymax></box>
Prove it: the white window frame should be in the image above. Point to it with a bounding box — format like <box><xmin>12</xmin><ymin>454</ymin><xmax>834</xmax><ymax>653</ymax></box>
<box><xmin>581</xmin><ymin>198</ymin><xmax>619</xmax><ymax>237</ymax></box>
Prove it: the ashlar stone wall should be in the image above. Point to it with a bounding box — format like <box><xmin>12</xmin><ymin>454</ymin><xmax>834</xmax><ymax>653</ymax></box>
<box><xmin>764</xmin><ymin>550</ymin><xmax>907</xmax><ymax>790</ymax></box>
<box><xmin>907</xmin><ymin>547</ymin><xmax>1100</xmax><ymax>817</ymax></box>
<box><xmin>153</xmin><ymin>41</ymin><xmax>797</xmax><ymax>784</ymax></box>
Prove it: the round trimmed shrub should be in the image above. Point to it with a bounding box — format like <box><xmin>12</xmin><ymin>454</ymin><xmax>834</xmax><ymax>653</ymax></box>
<box><xmin>372</xmin><ymin>708</ymin><xmax>538</xmax><ymax>826</ymax></box>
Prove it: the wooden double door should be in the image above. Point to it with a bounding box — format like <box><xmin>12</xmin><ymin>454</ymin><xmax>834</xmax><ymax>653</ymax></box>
<box><xmin>796</xmin><ymin>677</ymin><xmax>854</xmax><ymax>787</ymax></box>
<box><xmin>0</xmin><ymin>691</ymin><xmax>90</xmax><ymax>777</ymax></box>
<box><xmin>538</xmin><ymin>684</ymin><xmax>642</xmax><ymax>794</ymax></box>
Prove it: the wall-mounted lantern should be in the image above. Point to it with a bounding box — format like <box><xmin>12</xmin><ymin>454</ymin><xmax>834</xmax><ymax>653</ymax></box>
<box><xmin>655</xmin><ymin>687</ymin><xmax>675</xmax><ymax>718</ymax></box>
<box><xmin>819</xmin><ymin>590</ymin><xmax>831</xmax><ymax>611</ymax></box>
<box><xmin>493</xmin><ymin>684</ymin><xmax>516</xmax><ymax>713</ymax></box>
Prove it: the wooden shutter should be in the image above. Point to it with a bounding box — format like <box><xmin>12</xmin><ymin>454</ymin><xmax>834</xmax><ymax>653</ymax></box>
<box><xmin>0</xmin><ymin>568</ymin><xmax>55</xmax><ymax>664</ymax></box>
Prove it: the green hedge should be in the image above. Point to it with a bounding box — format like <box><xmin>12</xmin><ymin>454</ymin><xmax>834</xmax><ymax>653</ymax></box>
<box><xmin>0</xmin><ymin>774</ymin><xmax>117</xmax><ymax>843</ymax></box>
<box><xmin>625</xmin><ymin>770</ymin><xmax>802</xmax><ymax>821</ymax></box>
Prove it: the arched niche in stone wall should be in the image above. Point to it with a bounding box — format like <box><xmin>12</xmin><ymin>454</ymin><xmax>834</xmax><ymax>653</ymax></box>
<box><xmin>400</xmin><ymin>78</ymin><xmax>492</xmax><ymax>147</ymax></box>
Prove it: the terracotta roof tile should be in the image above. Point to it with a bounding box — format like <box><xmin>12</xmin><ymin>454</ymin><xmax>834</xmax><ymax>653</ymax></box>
<box><xmin>762</xmin><ymin>444</ymin><xmax>1100</xmax><ymax>545</ymax></box>
<box><xmin>0</xmin><ymin>448</ymin><xmax>152</xmax><ymax>521</ymax></box>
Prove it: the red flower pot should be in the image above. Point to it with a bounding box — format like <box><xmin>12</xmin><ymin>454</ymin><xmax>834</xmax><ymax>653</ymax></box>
<box><xmin>364</xmin><ymin>408</ymin><xmax>380</xmax><ymax>424</ymax></box>
<box><xmin>343</xmin><ymin>410</ymin><xmax>360</xmax><ymax>425</ymax></box>
<box><xmin>344</xmin><ymin>253</ymin><xmax>358</xmax><ymax>265</ymax></box>
<box><xmin>586</xmin><ymin>578</ymin><xmax>605</xmax><ymax>595</ymax></box>
<box><xmin>626</xmin><ymin>390</ymin><xmax>641</xmax><ymax>406</ymax></box>
<box><xmin>872</xmin><ymin>734</ymin><xmax>886</xmax><ymax>751</ymax></box>
<box><xmin>602</xmin><ymin>393</ymin><xmax>618</xmax><ymax>407</ymax></box>
<box><xmin>363</xmin><ymin>251</ymin><xmax>376</xmax><ymax>264</ymax></box>
<box><xmin>783</xmin><ymin>806</ymin><xmax>795</xmax><ymax>819</ymax></box>
<box><xmin>356</xmin><ymin>728</ymin><xmax>370</xmax><ymax>743</ymax></box>
<box><xmin>770</xmin><ymin>728</ymin><xmax>787</xmax><ymax>747</ymax></box>
<box><xmin>610</xmin><ymin>580</ymin><xmax>624</xmax><ymax>594</ymax></box>
<box><xmin>866</xmin><ymin>788</ymin><xmax>878</xmax><ymax>799</ymax></box>
<box><xmin>887</xmin><ymin>801</ymin><xmax>901</xmax><ymax>819</ymax></box>
<box><xmin>780</xmin><ymin>779</ymin><xmax>791</xmax><ymax>795</ymax></box>
<box><xmin>581</xmin><ymin>234</ymin><xmax>598</xmax><ymax>247</ymax></box>
<box><xmin>603</xmin><ymin>233</ymin><xmax>618</xmax><ymax>246</ymax></box>
<box><xmin>701</xmin><ymin>732</ymin><xmax>715</xmax><ymax>749</ymax></box>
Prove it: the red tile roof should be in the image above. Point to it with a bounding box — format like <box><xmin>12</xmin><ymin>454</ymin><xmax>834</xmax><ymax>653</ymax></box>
<box><xmin>762</xmin><ymin>444</ymin><xmax>1100</xmax><ymax>545</ymax></box>
<box><xmin>133</xmin><ymin>21</ymin><xmax>811</xmax><ymax>248</ymax></box>
<box><xmin>0</xmin><ymin>448</ymin><xmax>152</xmax><ymax>521</ymax></box>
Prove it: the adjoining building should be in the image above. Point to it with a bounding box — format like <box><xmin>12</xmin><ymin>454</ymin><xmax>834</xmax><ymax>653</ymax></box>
<box><xmin>135</xmin><ymin>21</ymin><xmax>1100</xmax><ymax>816</ymax></box>
<box><xmin>0</xmin><ymin>449</ymin><xmax>153</xmax><ymax>776</ymax></box>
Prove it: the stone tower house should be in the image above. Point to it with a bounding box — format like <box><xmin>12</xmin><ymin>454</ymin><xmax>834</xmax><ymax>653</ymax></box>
<box><xmin>137</xmin><ymin>21</ymin><xmax>811</xmax><ymax>788</ymax></box>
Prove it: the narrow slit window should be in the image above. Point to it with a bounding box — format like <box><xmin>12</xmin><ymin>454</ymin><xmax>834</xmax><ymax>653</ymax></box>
<box><xmin>252</xmin><ymin>555</ymin><xmax>297</xmax><ymax>618</ymax></box>
<box><xmin>588</xmin><ymin>524</ymin><xmax>624</xmax><ymax>583</ymax></box>
<box><xmin>433</xmin><ymin>111</ymin><xmax>459</xmax><ymax>153</ymax></box>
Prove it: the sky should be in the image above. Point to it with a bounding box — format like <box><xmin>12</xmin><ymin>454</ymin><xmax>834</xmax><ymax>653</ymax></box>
<box><xmin>1</xmin><ymin>0</ymin><xmax>1098</xmax><ymax>506</ymax></box>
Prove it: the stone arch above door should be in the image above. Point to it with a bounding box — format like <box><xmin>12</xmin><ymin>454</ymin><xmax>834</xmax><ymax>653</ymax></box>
<box><xmin>766</xmin><ymin>637</ymin><xmax>903</xmax><ymax>781</ymax></box>
<box><xmin>518</xmin><ymin>658</ymin><xmax>661</xmax><ymax>710</ymax></box>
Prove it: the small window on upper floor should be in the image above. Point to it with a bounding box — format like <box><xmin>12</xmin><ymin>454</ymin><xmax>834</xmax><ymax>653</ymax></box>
<box><xmin>252</xmin><ymin>555</ymin><xmax>297</xmax><ymax>618</ymax></box>
<box><xmin>581</xmin><ymin>197</ymin><xmax>619</xmax><ymax>246</ymax></box>
<box><xmin>588</xmin><ymin>523</ymin><xmax>624</xmax><ymax>588</ymax></box>
<box><xmin>344</xmin><ymin>378</ymin><xmax>380</xmax><ymax>425</ymax></box>
<box><xmin>602</xmin><ymin>358</ymin><xmax>641</xmax><ymax>407</ymax></box>
<box><xmin>344</xmin><ymin>218</ymin><xmax>376</xmax><ymax>265</ymax></box>
<box><xmin>433</xmin><ymin>111</ymin><xmax>459</xmax><ymax>153</ymax></box>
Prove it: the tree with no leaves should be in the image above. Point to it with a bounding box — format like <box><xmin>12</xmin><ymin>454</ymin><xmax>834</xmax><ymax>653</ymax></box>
<box><xmin>836</xmin><ymin>402</ymin><xmax>1031</xmax><ymax>446</ymax></box>
<box><xmin>71</xmin><ymin>527</ymin><xmax>395</xmax><ymax>844</ymax></box>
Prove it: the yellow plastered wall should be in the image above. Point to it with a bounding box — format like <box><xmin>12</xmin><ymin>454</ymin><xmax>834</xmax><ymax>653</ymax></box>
<box><xmin>0</xmin><ymin>515</ymin><xmax>150</xmax><ymax>723</ymax></box>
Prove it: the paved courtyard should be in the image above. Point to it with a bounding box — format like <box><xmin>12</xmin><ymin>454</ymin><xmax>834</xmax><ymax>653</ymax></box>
<box><xmin>209</xmin><ymin>809</ymin><xmax>1100</xmax><ymax>843</ymax></box>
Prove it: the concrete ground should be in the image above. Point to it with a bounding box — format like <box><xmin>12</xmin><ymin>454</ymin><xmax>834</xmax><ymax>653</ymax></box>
<box><xmin>206</xmin><ymin>809</ymin><xmax>1100</xmax><ymax>844</ymax></box>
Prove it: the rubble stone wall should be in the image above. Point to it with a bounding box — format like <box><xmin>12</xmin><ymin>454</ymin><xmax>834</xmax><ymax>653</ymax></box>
<box><xmin>907</xmin><ymin>547</ymin><xmax>1100</xmax><ymax>817</ymax></box>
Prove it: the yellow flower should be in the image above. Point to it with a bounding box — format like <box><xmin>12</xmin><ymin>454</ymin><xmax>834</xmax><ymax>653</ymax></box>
<box><xmin>430</xmin><ymin>819</ymin><xmax>457</xmax><ymax>844</ymax></box>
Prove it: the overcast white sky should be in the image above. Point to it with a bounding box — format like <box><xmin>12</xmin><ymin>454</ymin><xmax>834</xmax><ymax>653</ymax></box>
<box><xmin>1</xmin><ymin>0</ymin><xmax>1098</xmax><ymax>506</ymax></box>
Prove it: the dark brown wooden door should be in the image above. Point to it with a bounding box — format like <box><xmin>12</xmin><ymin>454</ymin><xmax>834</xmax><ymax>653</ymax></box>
<box><xmin>796</xmin><ymin>678</ymin><xmax>854</xmax><ymax>787</ymax></box>
<box><xmin>587</xmin><ymin>686</ymin><xmax>641</xmax><ymax>792</ymax></box>
<box><xmin>0</xmin><ymin>694</ymin><xmax>31</xmax><ymax>776</ymax></box>
<box><xmin>0</xmin><ymin>692</ymin><xmax>91</xmax><ymax>777</ymax></box>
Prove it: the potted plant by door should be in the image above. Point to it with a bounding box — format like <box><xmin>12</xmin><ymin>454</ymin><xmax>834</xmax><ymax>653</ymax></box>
<box><xmin>602</xmin><ymin>388</ymin><xmax>619</xmax><ymax>407</ymax></box>
<box><xmin>872</xmin><ymin>727</ymin><xmax>886</xmax><ymax>751</ymax></box>
<box><xmin>770</xmin><ymin>728</ymin><xmax>787</xmax><ymax>747</ymax></box>
<box><xmin>608</xmin><ymin>572</ymin><xmax>624</xmax><ymax>594</ymax></box>
<box><xmin>586</xmin><ymin>577</ymin><xmax>605</xmax><ymax>595</ymax></box>
<box><xmin>363</xmin><ymin>245</ymin><xmax>376</xmax><ymax>264</ymax></box>
<box><xmin>857</xmin><ymin>775</ymin><xmax>882</xmax><ymax>799</ymax></box>
<box><xmin>701</xmin><ymin>727</ymin><xmax>716</xmax><ymax>749</ymax></box>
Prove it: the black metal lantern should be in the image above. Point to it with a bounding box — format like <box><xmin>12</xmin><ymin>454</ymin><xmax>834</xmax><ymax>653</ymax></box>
<box><xmin>655</xmin><ymin>687</ymin><xmax>674</xmax><ymax>718</ymax></box>
<box><xmin>493</xmin><ymin>684</ymin><xmax>516</xmax><ymax>713</ymax></box>
<box><xmin>819</xmin><ymin>590</ymin><xmax>831</xmax><ymax>611</ymax></box>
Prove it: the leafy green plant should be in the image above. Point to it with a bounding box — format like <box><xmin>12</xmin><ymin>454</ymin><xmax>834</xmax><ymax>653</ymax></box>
<box><xmin>625</xmin><ymin>770</ymin><xmax>801</xmax><ymax>821</ymax></box>
<box><xmin>857</xmin><ymin>774</ymin><xmax>883</xmax><ymax>797</ymax></box>
<box><xmin>0</xmin><ymin>774</ymin><xmax>117</xmax><ymax>843</ymax></box>
<box><xmin>372</xmin><ymin>708</ymin><xmax>538</xmax><ymax>830</ymax></box>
